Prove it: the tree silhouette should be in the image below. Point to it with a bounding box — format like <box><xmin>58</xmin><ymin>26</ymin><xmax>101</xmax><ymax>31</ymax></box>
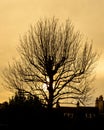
<box><xmin>8</xmin><ymin>90</ymin><xmax>43</xmax><ymax>109</ymax></box>
<box><xmin>2</xmin><ymin>17</ymin><xmax>98</xmax><ymax>110</ymax></box>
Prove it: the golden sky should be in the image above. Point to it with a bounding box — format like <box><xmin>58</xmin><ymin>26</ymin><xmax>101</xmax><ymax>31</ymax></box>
<box><xmin>0</xmin><ymin>0</ymin><xmax>104</xmax><ymax>104</ymax></box>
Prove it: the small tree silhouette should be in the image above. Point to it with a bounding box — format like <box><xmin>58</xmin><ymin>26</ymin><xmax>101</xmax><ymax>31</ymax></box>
<box><xmin>9</xmin><ymin>90</ymin><xmax>43</xmax><ymax>109</ymax></box>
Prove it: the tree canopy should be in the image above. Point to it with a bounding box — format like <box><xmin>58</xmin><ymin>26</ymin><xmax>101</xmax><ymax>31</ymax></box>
<box><xmin>2</xmin><ymin>17</ymin><xmax>98</xmax><ymax>109</ymax></box>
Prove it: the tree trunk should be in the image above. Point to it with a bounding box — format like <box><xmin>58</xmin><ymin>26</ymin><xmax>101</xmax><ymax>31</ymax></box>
<box><xmin>48</xmin><ymin>75</ymin><xmax>54</xmax><ymax>111</ymax></box>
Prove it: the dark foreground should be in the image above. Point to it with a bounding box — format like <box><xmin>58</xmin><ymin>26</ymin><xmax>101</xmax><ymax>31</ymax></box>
<box><xmin>0</xmin><ymin>109</ymin><xmax>104</xmax><ymax>130</ymax></box>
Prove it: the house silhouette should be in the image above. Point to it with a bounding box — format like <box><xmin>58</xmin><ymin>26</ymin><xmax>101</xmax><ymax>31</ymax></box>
<box><xmin>54</xmin><ymin>95</ymin><xmax>104</xmax><ymax>120</ymax></box>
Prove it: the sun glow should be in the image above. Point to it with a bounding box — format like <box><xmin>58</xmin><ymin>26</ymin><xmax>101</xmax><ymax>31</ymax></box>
<box><xmin>43</xmin><ymin>83</ymin><xmax>48</xmax><ymax>91</ymax></box>
<box><xmin>42</xmin><ymin>77</ymin><xmax>49</xmax><ymax>91</ymax></box>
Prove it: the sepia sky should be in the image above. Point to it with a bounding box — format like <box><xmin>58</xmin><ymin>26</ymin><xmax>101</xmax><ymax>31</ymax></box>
<box><xmin>0</xmin><ymin>0</ymin><xmax>104</xmax><ymax>105</ymax></box>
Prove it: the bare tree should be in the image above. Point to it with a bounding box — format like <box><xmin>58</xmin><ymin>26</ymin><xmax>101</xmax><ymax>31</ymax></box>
<box><xmin>2</xmin><ymin>18</ymin><xmax>98</xmax><ymax>109</ymax></box>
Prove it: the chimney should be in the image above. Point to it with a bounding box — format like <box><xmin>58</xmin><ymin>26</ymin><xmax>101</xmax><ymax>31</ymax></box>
<box><xmin>96</xmin><ymin>95</ymin><xmax>104</xmax><ymax>113</ymax></box>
